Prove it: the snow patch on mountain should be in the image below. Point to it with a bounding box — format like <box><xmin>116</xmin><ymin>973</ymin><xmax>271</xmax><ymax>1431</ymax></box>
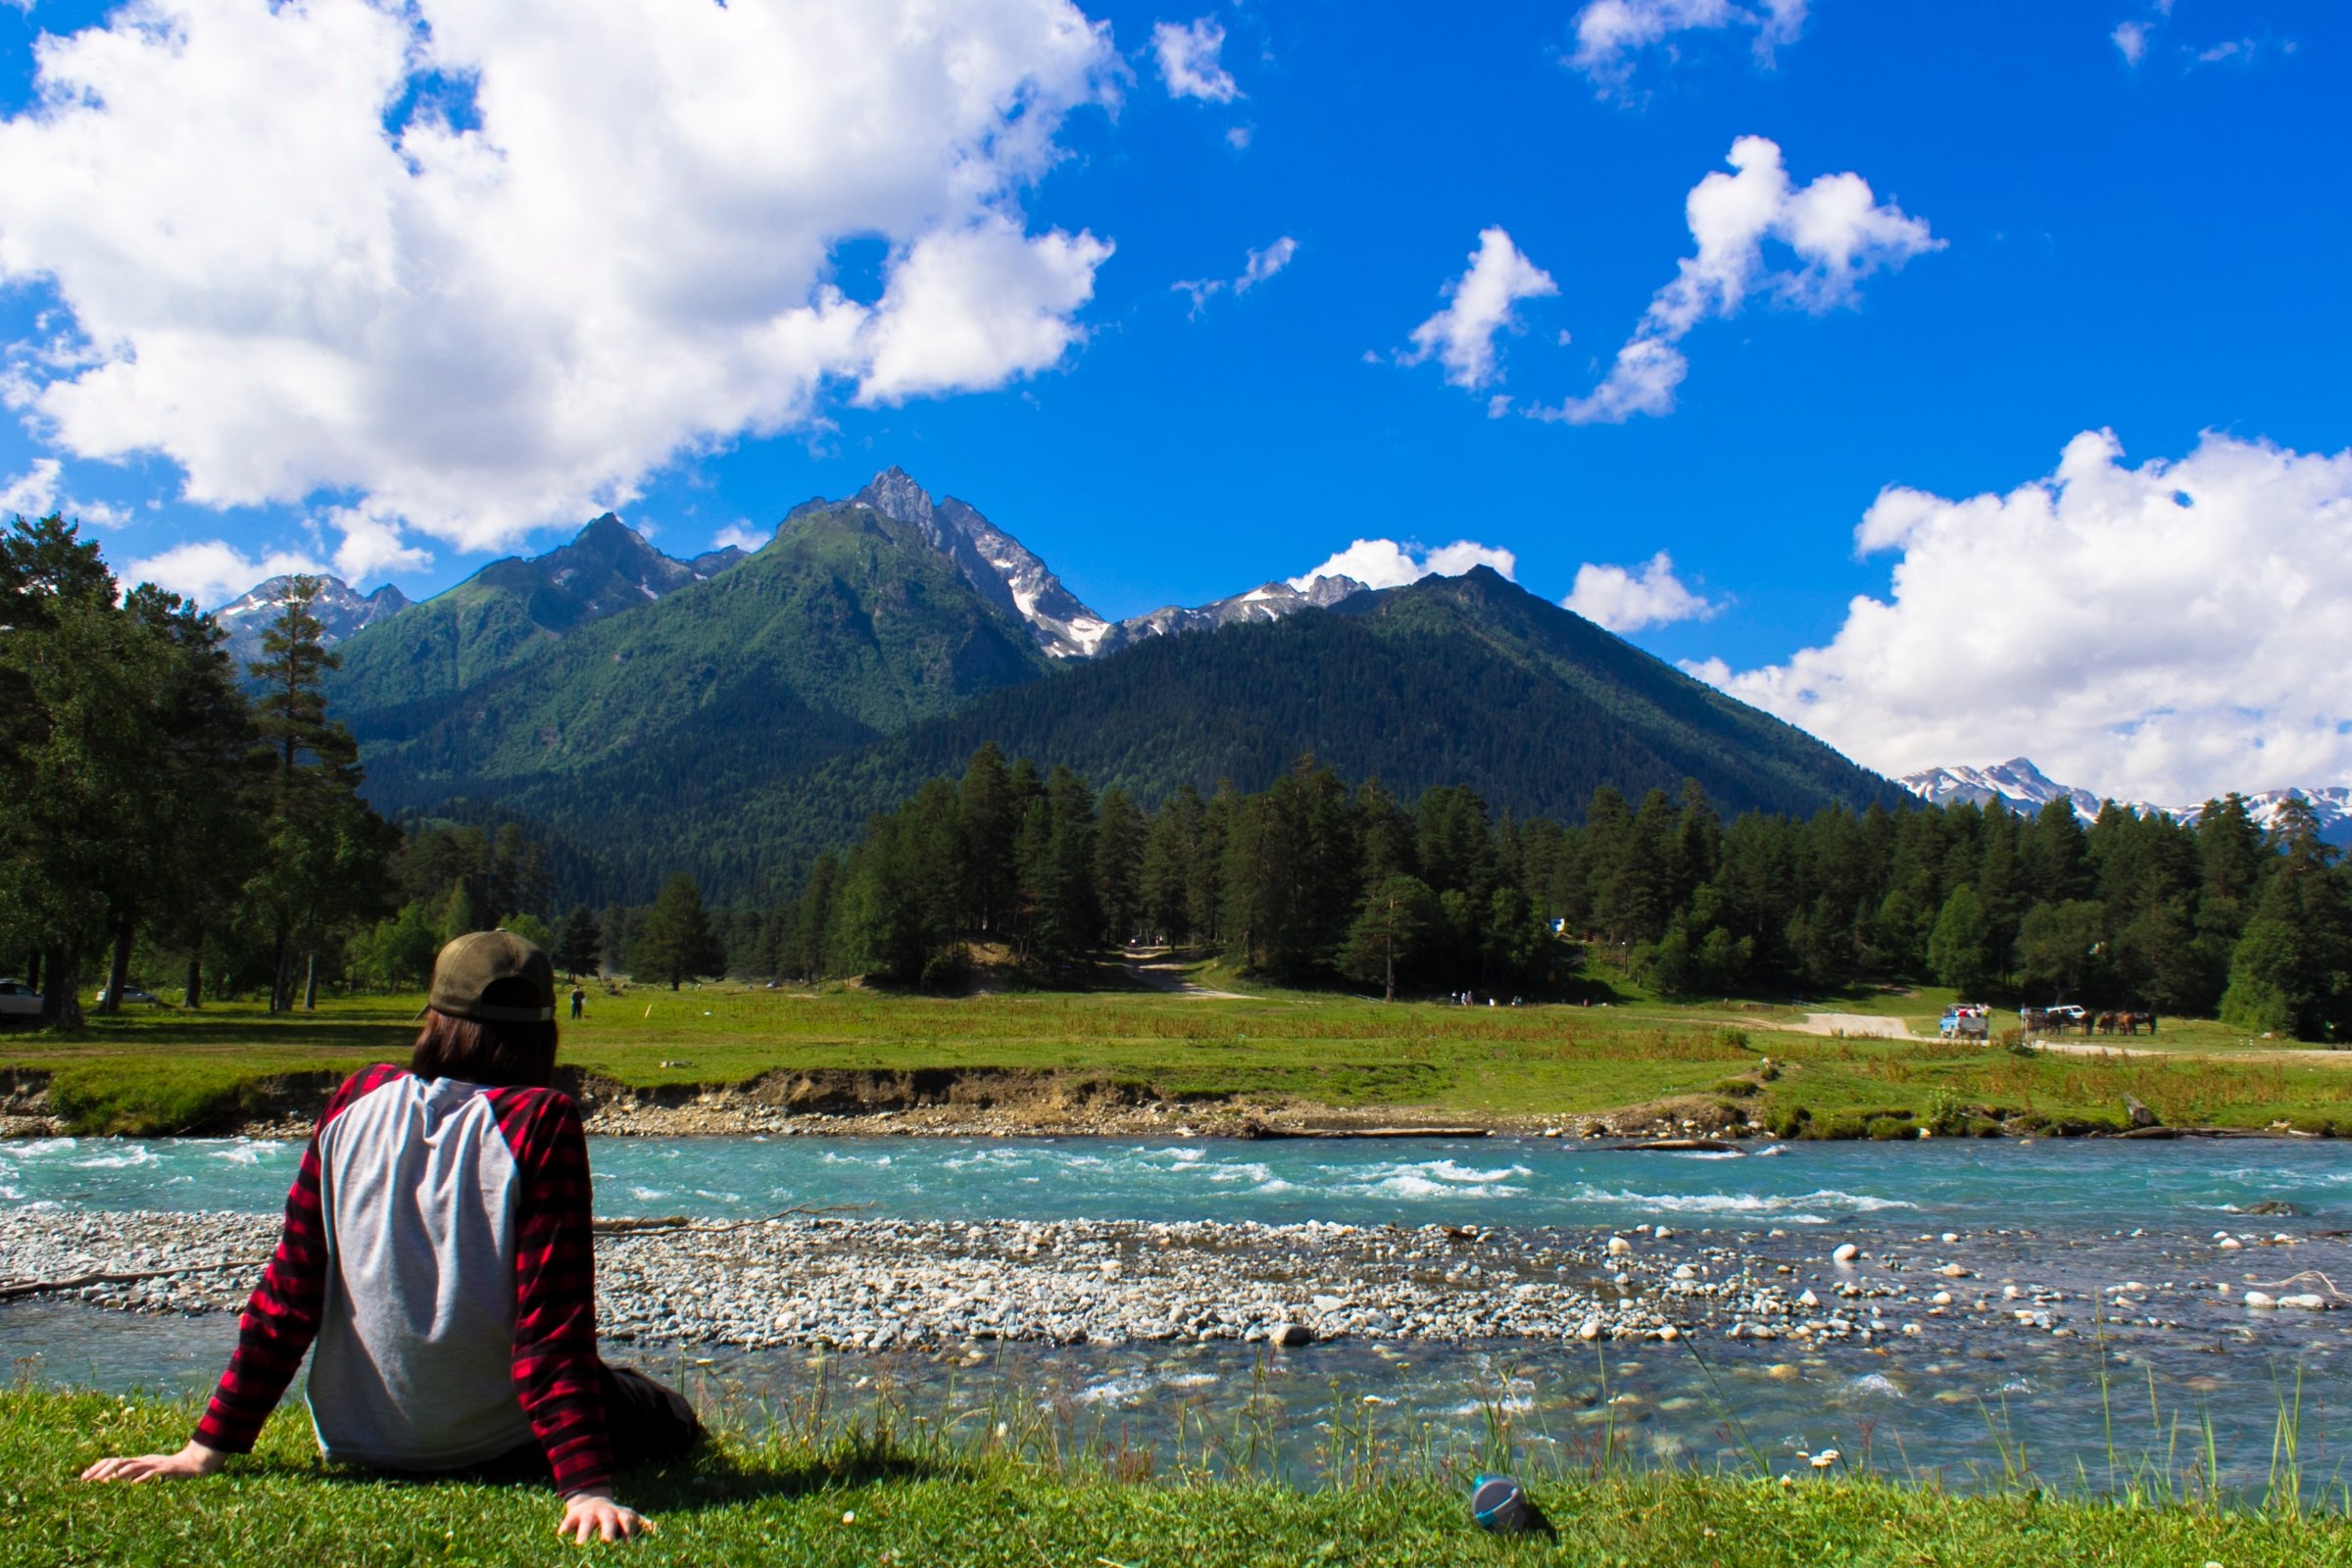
<box><xmin>1102</xmin><ymin>572</ymin><xmax>1369</xmax><ymax>653</ymax></box>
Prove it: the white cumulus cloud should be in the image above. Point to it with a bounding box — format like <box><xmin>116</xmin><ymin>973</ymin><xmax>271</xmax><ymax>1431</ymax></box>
<box><xmin>1569</xmin><ymin>0</ymin><xmax>1807</xmax><ymax>98</ymax></box>
<box><xmin>0</xmin><ymin>455</ymin><xmax>127</xmax><ymax>525</ymax></box>
<box><xmin>0</xmin><ymin>458</ymin><xmax>63</xmax><ymax>518</ymax></box>
<box><xmin>1290</xmin><ymin>538</ymin><xmax>1517</xmax><ymax>592</ymax></box>
<box><xmin>2112</xmin><ymin>20</ymin><xmax>2150</xmax><ymax>65</ymax></box>
<box><xmin>1564</xmin><ymin>552</ymin><xmax>1721</xmax><ymax>632</ymax></box>
<box><xmin>710</xmin><ymin>521</ymin><xmax>768</xmax><ymax>554</ymax></box>
<box><xmin>1528</xmin><ymin>136</ymin><xmax>1937</xmax><ymax>425</ymax></box>
<box><xmin>1403</xmin><ymin>228</ymin><xmax>1559</xmax><ymax>391</ymax></box>
<box><xmin>1693</xmin><ymin>430</ymin><xmax>2352</xmax><ymax>805</ymax></box>
<box><xmin>127</xmin><ymin>538</ymin><xmax>326</xmax><ymax>607</ymax></box>
<box><xmin>1152</xmin><ymin>16</ymin><xmax>1239</xmax><ymax>102</ymax></box>
<box><xmin>0</xmin><ymin>0</ymin><xmax>1119</xmax><ymax>572</ymax></box>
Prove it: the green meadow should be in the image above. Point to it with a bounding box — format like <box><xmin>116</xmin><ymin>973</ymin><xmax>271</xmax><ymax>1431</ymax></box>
<box><xmin>8</xmin><ymin>966</ymin><xmax>2351</xmax><ymax>1138</ymax></box>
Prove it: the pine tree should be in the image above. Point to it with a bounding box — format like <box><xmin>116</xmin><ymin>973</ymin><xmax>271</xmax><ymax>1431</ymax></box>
<box><xmin>97</xmin><ymin>583</ymin><xmax>258</xmax><ymax>1013</ymax></box>
<box><xmin>1341</xmin><ymin>874</ymin><xmax>1436</xmax><ymax>1001</ymax></box>
<box><xmin>1094</xmin><ymin>788</ymin><xmax>1146</xmax><ymax>946</ymax></box>
<box><xmin>245</xmin><ymin>575</ymin><xmax>396</xmax><ymax>1010</ymax></box>
<box><xmin>2220</xmin><ymin>801</ymin><xmax>2351</xmax><ymax>1040</ymax></box>
<box><xmin>636</xmin><ymin>873</ymin><xmax>723</xmax><ymax>989</ymax></box>
<box><xmin>1926</xmin><ymin>885</ymin><xmax>1992</xmax><ymax>997</ymax></box>
<box><xmin>554</xmin><ymin>906</ymin><xmax>604</xmax><ymax>976</ymax></box>
<box><xmin>1139</xmin><ymin>785</ymin><xmax>1204</xmax><ymax>945</ymax></box>
<box><xmin>0</xmin><ymin>515</ymin><xmax>148</xmax><ymax>1025</ymax></box>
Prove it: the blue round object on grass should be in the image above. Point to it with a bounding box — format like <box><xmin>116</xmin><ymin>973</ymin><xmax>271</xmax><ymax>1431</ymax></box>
<box><xmin>1470</xmin><ymin>1473</ymin><xmax>1527</xmax><ymax>1533</ymax></box>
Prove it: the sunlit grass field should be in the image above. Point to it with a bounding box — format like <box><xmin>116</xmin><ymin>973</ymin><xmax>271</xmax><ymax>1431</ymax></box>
<box><xmin>12</xmin><ymin>1388</ymin><xmax>2352</xmax><ymax>1568</ymax></box>
<box><xmin>7</xmin><ymin>959</ymin><xmax>2350</xmax><ymax>1138</ymax></box>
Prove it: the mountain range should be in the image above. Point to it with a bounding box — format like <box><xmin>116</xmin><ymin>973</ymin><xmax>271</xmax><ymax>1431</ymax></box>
<box><xmin>216</xmin><ymin>468</ymin><xmax>1898</xmax><ymax>901</ymax></box>
<box><xmin>1898</xmin><ymin>757</ymin><xmax>2352</xmax><ymax>847</ymax></box>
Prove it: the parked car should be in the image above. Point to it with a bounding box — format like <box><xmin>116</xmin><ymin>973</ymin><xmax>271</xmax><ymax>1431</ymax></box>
<box><xmin>0</xmin><ymin>979</ymin><xmax>43</xmax><ymax>1022</ymax></box>
<box><xmin>95</xmin><ymin>984</ymin><xmax>163</xmax><ymax>1006</ymax></box>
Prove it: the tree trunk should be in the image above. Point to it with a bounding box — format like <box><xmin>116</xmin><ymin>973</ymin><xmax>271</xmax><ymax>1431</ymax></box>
<box><xmin>39</xmin><ymin>944</ymin><xmax>82</xmax><ymax>1029</ymax></box>
<box><xmin>303</xmin><ymin>952</ymin><xmax>318</xmax><ymax>1010</ymax></box>
<box><xmin>97</xmin><ymin>914</ymin><xmax>134</xmax><ymax>1017</ymax></box>
<box><xmin>24</xmin><ymin>951</ymin><xmax>39</xmax><ymax>992</ymax></box>
<box><xmin>270</xmin><ymin>929</ymin><xmax>291</xmax><ymax>1013</ymax></box>
<box><xmin>1384</xmin><ymin>929</ymin><xmax>1396</xmax><ymax>1004</ymax></box>
<box><xmin>184</xmin><ymin>934</ymin><xmax>204</xmax><ymax>1010</ymax></box>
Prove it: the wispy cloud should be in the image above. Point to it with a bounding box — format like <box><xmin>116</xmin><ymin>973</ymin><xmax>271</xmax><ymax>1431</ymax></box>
<box><xmin>1173</xmin><ymin>235</ymin><xmax>1298</xmax><ymax>316</ymax></box>
<box><xmin>1568</xmin><ymin>0</ymin><xmax>1808</xmax><ymax>100</ymax></box>
<box><xmin>1401</xmin><ymin>228</ymin><xmax>1558</xmax><ymax>390</ymax></box>
<box><xmin>1152</xmin><ymin>17</ymin><xmax>1239</xmax><ymax>102</ymax></box>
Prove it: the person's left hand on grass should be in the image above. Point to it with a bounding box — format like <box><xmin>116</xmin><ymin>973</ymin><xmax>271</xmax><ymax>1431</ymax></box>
<box><xmin>560</xmin><ymin>1491</ymin><xmax>656</xmax><ymax>1544</ymax></box>
<box><xmin>81</xmin><ymin>1440</ymin><xmax>227</xmax><ymax>1484</ymax></box>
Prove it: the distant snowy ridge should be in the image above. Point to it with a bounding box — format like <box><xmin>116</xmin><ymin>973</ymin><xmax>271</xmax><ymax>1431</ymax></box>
<box><xmin>1099</xmin><ymin>571</ymin><xmax>1369</xmax><ymax>654</ymax></box>
<box><xmin>1899</xmin><ymin>757</ymin><xmax>2352</xmax><ymax>846</ymax></box>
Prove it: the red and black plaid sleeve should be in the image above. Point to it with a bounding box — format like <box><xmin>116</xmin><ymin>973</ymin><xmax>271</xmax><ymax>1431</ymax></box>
<box><xmin>493</xmin><ymin>1087</ymin><xmax>613</xmax><ymax>1496</ymax></box>
<box><xmin>193</xmin><ymin>1063</ymin><xmax>408</xmax><ymax>1453</ymax></box>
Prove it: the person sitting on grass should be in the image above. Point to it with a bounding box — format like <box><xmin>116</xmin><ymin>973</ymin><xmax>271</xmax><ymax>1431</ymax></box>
<box><xmin>81</xmin><ymin>929</ymin><xmax>699</xmax><ymax>1544</ymax></box>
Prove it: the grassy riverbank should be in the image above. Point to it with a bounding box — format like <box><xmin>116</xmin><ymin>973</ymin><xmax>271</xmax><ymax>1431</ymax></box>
<box><xmin>7</xmin><ymin>970</ymin><xmax>2351</xmax><ymax>1138</ymax></box>
<box><xmin>9</xmin><ymin>1389</ymin><xmax>2349</xmax><ymax>1567</ymax></box>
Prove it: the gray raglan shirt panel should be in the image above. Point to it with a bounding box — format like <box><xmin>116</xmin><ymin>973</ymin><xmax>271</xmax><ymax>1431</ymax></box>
<box><xmin>306</xmin><ymin>1076</ymin><xmax>535</xmax><ymax>1470</ymax></box>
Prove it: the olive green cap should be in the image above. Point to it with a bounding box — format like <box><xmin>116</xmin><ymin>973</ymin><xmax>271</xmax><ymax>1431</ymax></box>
<box><xmin>426</xmin><ymin>930</ymin><xmax>556</xmax><ymax>1023</ymax></box>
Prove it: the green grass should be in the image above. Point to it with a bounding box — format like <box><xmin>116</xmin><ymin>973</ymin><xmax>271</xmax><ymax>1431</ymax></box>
<box><xmin>9</xmin><ymin>1387</ymin><xmax>2349</xmax><ymax>1566</ymax></box>
<box><xmin>10</xmin><ymin>977</ymin><xmax>2352</xmax><ymax>1138</ymax></box>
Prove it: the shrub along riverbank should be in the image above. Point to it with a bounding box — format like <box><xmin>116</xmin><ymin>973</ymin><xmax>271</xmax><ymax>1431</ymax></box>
<box><xmin>8</xmin><ymin>1389</ymin><xmax>2349</xmax><ymax>1567</ymax></box>
<box><xmin>6</xmin><ymin>981</ymin><xmax>2352</xmax><ymax>1139</ymax></box>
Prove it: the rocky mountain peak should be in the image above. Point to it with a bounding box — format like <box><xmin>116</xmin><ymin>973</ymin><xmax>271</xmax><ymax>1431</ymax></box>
<box><xmin>853</xmin><ymin>466</ymin><xmax>938</xmax><ymax>532</ymax></box>
<box><xmin>216</xmin><ymin>572</ymin><xmax>412</xmax><ymax>666</ymax></box>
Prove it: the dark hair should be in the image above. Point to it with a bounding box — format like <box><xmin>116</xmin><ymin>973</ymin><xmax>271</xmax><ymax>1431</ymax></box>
<box><xmin>410</xmin><ymin>978</ymin><xmax>560</xmax><ymax>1088</ymax></box>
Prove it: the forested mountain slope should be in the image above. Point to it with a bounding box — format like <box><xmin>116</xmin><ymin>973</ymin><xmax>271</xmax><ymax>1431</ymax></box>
<box><xmin>327</xmin><ymin>514</ymin><xmax>744</xmax><ymax>711</ymax></box>
<box><xmin>658</xmin><ymin>567</ymin><xmax>1903</xmax><ymax>901</ymax></box>
<box><xmin>343</xmin><ymin>500</ymin><xmax>1054</xmax><ymax>830</ymax></box>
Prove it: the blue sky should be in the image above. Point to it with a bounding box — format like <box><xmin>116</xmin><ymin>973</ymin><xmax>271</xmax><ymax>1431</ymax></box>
<box><xmin>1</xmin><ymin>1</ymin><xmax>2347</xmax><ymax>802</ymax></box>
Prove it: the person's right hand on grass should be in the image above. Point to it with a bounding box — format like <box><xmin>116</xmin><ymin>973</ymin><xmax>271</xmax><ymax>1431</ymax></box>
<box><xmin>560</xmin><ymin>1491</ymin><xmax>657</xmax><ymax>1544</ymax></box>
<box><xmin>81</xmin><ymin>1440</ymin><xmax>228</xmax><ymax>1484</ymax></box>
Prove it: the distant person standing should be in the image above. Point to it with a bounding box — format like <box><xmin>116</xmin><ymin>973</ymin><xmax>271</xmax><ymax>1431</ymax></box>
<box><xmin>569</xmin><ymin>985</ymin><xmax>586</xmax><ymax>1021</ymax></box>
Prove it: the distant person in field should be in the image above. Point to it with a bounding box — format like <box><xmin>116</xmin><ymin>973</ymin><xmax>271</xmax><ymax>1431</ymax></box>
<box><xmin>571</xmin><ymin>984</ymin><xmax>587</xmax><ymax>1020</ymax></box>
<box><xmin>81</xmin><ymin>930</ymin><xmax>698</xmax><ymax>1544</ymax></box>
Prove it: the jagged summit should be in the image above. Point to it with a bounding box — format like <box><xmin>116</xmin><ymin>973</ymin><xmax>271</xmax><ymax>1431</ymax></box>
<box><xmin>838</xmin><ymin>466</ymin><xmax>1112</xmax><ymax>659</ymax></box>
<box><xmin>836</xmin><ymin>466</ymin><xmax>1374</xmax><ymax>660</ymax></box>
<box><xmin>216</xmin><ymin>573</ymin><xmax>411</xmax><ymax>666</ymax></box>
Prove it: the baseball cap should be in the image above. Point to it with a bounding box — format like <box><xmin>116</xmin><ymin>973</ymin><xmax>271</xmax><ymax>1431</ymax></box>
<box><xmin>426</xmin><ymin>930</ymin><xmax>557</xmax><ymax>1023</ymax></box>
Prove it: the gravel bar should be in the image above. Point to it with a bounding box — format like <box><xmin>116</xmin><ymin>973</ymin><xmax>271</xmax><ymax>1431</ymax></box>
<box><xmin>7</xmin><ymin>1208</ymin><xmax>2349</xmax><ymax>1359</ymax></box>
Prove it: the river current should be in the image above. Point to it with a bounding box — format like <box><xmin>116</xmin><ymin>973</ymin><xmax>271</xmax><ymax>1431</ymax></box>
<box><xmin>9</xmin><ymin>1131</ymin><xmax>2352</xmax><ymax>1230</ymax></box>
<box><xmin>7</xmin><ymin>1134</ymin><xmax>2351</xmax><ymax>1495</ymax></box>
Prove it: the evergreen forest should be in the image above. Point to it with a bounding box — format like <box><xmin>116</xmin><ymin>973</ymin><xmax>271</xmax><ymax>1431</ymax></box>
<box><xmin>693</xmin><ymin>746</ymin><xmax>2352</xmax><ymax>1041</ymax></box>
